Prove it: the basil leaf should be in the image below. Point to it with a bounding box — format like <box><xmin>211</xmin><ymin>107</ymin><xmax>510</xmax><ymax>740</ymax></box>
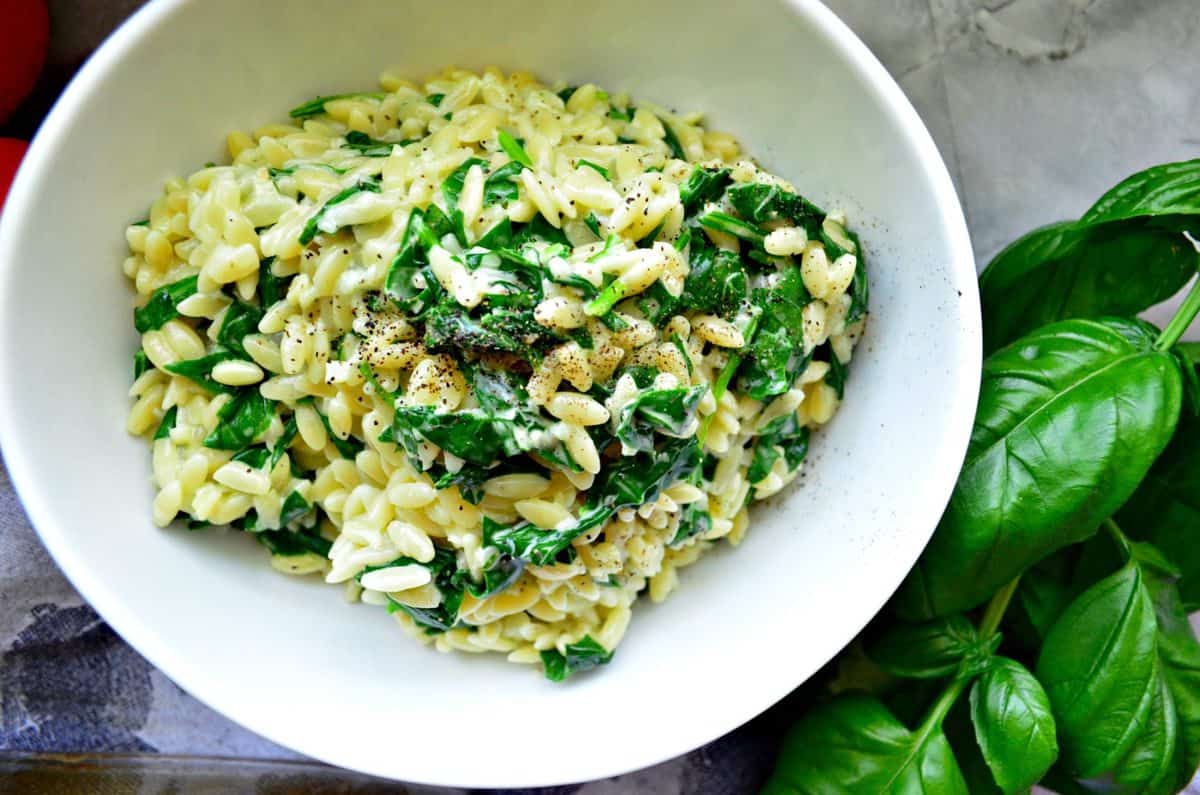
<box><xmin>298</xmin><ymin>179</ymin><xmax>382</xmax><ymax>245</ymax></box>
<box><xmin>1109</xmin><ymin>544</ymin><xmax>1200</xmax><ymax>794</ymax></box>
<box><xmin>865</xmin><ymin>615</ymin><xmax>983</xmax><ymax>680</ymax></box>
<box><xmin>298</xmin><ymin>398</ymin><xmax>361</xmax><ymax>459</ymax></box>
<box><xmin>969</xmin><ymin>657</ymin><xmax>1058</xmax><ymax>793</ymax></box>
<box><xmin>980</xmin><ymin>222</ymin><xmax>1197</xmax><ymax>353</ymax></box>
<box><xmin>761</xmin><ymin>694</ymin><xmax>968</xmax><ymax>795</ymax></box>
<box><xmin>896</xmin><ymin>317</ymin><xmax>1183</xmax><ymax>619</ymax></box>
<box><xmin>133</xmin><ymin>275</ymin><xmax>199</xmax><ymax>333</ymax></box>
<box><xmin>1079</xmin><ymin>158</ymin><xmax>1200</xmax><ymax>226</ymax></box>
<box><xmin>1118</xmin><ymin>405</ymin><xmax>1200</xmax><ymax>611</ymax></box>
<box><xmin>1036</xmin><ymin>560</ymin><xmax>1159</xmax><ymax>777</ymax></box>
<box><xmin>540</xmin><ymin>635</ymin><xmax>613</xmax><ymax>682</ymax></box>
<box><xmin>203</xmin><ymin>389</ymin><xmax>274</xmax><ymax>450</ymax></box>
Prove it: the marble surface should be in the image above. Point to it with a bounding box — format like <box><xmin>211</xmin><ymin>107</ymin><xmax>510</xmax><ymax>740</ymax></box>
<box><xmin>2</xmin><ymin>0</ymin><xmax>1198</xmax><ymax>791</ymax></box>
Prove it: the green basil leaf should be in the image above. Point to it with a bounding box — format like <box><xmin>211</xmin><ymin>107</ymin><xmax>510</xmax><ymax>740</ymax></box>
<box><xmin>896</xmin><ymin>317</ymin><xmax>1183</xmax><ymax>619</ymax></box>
<box><xmin>979</xmin><ymin>222</ymin><xmax>1197</xmax><ymax>353</ymax></box>
<box><xmin>1036</xmin><ymin>560</ymin><xmax>1159</xmax><ymax>777</ymax></box>
<box><xmin>1118</xmin><ymin>406</ymin><xmax>1200</xmax><ymax>611</ymax></box>
<box><xmin>1079</xmin><ymin>158</ymin><xmax>1200</xmax><ymax>226</ymax></box>
<box><xmin>761</xmin><ymin>694</ymin><xmax>969</xmax><ymax>795</ymax></box>
<box><xmin>969</xmin><ymin>657</ymin><xmax>1058</xmax><ymax>793</ymax></box>
<box><xmin>1108</xmin><ymin>544</ymin><xmax>1200</xmax><ymax>794</ymax></box>
<box><xmin>865</xmin><ymin>614</ymin><xmax>982</xmax><ymax>680</ymax></box>
<box><xmin>133</xmin><ymin>275</ymin><xmax>199</xmax><ymax>333</ymax></box>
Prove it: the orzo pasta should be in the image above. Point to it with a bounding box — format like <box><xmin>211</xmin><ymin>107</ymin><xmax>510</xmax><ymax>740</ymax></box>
<box><xmin>124</xmin><ymin>67</ymin><xmax>868</xmax><ymax>679</ymax></box>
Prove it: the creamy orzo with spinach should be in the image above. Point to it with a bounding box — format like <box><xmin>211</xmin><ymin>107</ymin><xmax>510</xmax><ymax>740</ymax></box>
<box><xmin>125</xmin><ymin>68</ymin><xmax>867</xmax><ymax>680</ymax></box>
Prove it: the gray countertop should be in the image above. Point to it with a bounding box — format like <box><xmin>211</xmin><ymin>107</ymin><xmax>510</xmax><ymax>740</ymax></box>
<box><xmin>2</xmin><ymin>1</ymin><xmax>1198</xmax><ymax>791</ymax></box>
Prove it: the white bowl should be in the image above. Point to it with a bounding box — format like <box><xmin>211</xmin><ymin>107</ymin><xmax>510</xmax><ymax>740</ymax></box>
<box><xmin>0</xmin><ymin>0</ymin><xmax>978</xmax><ymax>787</ymax></box>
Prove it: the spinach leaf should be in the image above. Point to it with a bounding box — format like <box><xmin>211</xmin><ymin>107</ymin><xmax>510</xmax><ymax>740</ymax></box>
<box><xmin>820</xmin><ymin>342</ymin><xmax>848</xmax><ymax>399</ymax></box>
<box><xmin>540</xmin><ymin>635</ymin><xmax>613</xmax><ymax>681</ymax></box>
<box><xmin>865</xmin><ymin>614</ymin><xmax>987</xmax><ymax>680</ymax></box>
<box><xmin>392</xmin><ymin>406</ymin><xmax>513</xmax><ymax>467</ymax></box>
<box><xmin>1036</xmin><ymin>560</ymin><xmax>1159</xmax><ymax>777</ymax></box>
<box><xmin>969</xmin><ymin>657</ymin><xmax>1059</xmax><ymax>793</ymax></box>
<box><xmin>497</xmin><ymin>129</ymin><xmax>532</xmax><ymax>167</ymax></box>
<box><xmin>133</xmin><ymin>275</ymin><xmax>200</xmax><ymax>333</ymax></box>
<box><xmin>383</xmin><ymin>209</ymin><xmax>446</xmax><ymax>314</ymax></box>
<box><xmin>257</xmin><ymin>256</ymin><xmax>289</xmax><ymax>307</ymax></box>
<box><xmin>576</xmin><ymin>159</ymin><xmax>609</xmax><ymax>180</ymax></box>
<box><xmin>761</xmin><ymin>694</ymin><xmax>969</xmax><ymax>795</ymax></box>
<box><xmin>441</xmin><ymin>157</ymin><xmax>486</xmax><ymax>209</ymax></box>
<box><xmin>365</xmin><ymin>547</ymin><xmax>463</xmax><ymax>632</ymax></box>
<box><xmin>288</xmin><ymin>92</ymin><xmax>384</xmax><ymax>119</ymax></box>
<box><xmin>133</xmin><ymin>349</ymin><xmax>151</xmax><ymax>380</ymax></box>
<box><xmin>485</xmin><ymin>437</ymin><xmax>701</xmax><ymax>565</ymax></box>
<box><xmin>164</xmin><ymin>349</ymin><xmax>240</xmax><ymax>393</ymax></box>
<box><xmin>747</xmin><ymin>416</ymin><xmax>809</xmax><ymax>485</ymax></box>
<box><xmin>679</xmin><ymin>166</ymin><xmax>731</xmax><ymax>215</ymax></box>
<box><xmin>342</xmin><ymin>131</ymin><xmax>397</xmax><ymax>157</ymax></box>
<box><xmin>203</xmin><ymin>389</ymin><xmax>274</xmax><ymax>450</ymax></box>
<box><xmin>556</xmin><ymin>86</ymin><xmax>577</xmax><ymax>103</ymax></box>
<box><xmin>483</xmin><ymin>161</ymin><xmax>524</xmax><ymax>205</ymax></box>
<box><xmin>277</xmin><ymin>490</ymin><xmax>312</xmax><ymax>527</ymax></box>
<box><xmin>608</xmin><ymin>106</ymin><xmax>633</xmax><ymax>122</ymax></box>
<box><xmin>153</xmin><ymin>406</ymin><xmax>177</xmax><ymax>440</ymax></box>
<box><xmin>737</xmin><ymin>269</ymin><xmax>811</xmax><ymax>400</ymax></box>
<box><xmin>256</xmin><ymin>525</ymin><xmax>331</xmax><ymax>557</ymax></box>
<box><xmin>298</xmin><ymin>179</ymin><xmax>382</xmax><ymax>245</ymax></box>
<box><xmin>895</xmin><ymin>317</ymin><xmax>1183</xmax><ymax>619</ymax></box>
<box><xmin>697</xmin><ymin>211</ymin><xmax>765</xmax><ymax>247</ymax></box>
<box><xmin>298</xmin><ymin>397</ymin><xmax>361</xmax><ymax>459</ymax></box>
<box><xmin>215</xmin><ymin>301</ymin><xmax>263</xmax><ymax>358</ymax></box>
<box><xmin>980</xmin><ymin>222</ymin><xmax>1197</xmax><ymax>353</ymax></box>
<box><xmin>669</xmin><ymin>504</ymin><xmax>712</xmax><ymax>546</ymax></box>
<box><xmin>726</xmin><ymin>182</ymin><xmax>824</xmax><ymax>234</ymax></box>
<box><xmin>614</xmin><ymin>385</ymin><xmax>705</xmax><ymax>453</ymax></box>
<box><xmin>660</xmin><ymin>119</ymin><xmax>686</xmax><ymax>160</ymax></box>
<box><xmin>425</xmin><ymin>93</ymin><xmax>444</xmax><ymax>107</ymax></box>
<box><xmin>680</xmin><ymin>240</ymin><xmax>747</xmax><ymax>316</ymax></box>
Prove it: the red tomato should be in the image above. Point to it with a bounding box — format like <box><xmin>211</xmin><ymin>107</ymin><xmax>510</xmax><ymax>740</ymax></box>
<box><xmin>0</xmin><ymin>0</ymin><xmax>49</xmax><ymax>123</ymax></box>
<box><xmin>0</xmin><ymin>138</ymin><xmax>29</xmax><ymax>210</ymax></box>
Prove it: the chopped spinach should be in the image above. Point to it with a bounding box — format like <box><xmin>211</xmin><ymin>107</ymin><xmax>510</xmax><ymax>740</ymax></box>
<box><xmin>278</xmin><ymin>490</ymin><xmax>312</xmax><ymax>527</ymax></box>
<box><xmin>164</xmin><ymin>349</ymin><xmax>240</xmax><ymax>393</ymax></box>
<box><xmin>614</xmin><ymin>385</ymin><xmax>706</xmax><ymax>453</ymax></box>
<box><xmin>748</xmin><ymin>415</ymin><xmax>810</xmax><ymax>485</ymax></box>
<box><xmin>679</xmin><ymin>166</ymin><xmax>731</xmax><ymax>215</ymax></box>
<box><xmin>289</xmin><ymin>92</ymin><xmax>384</xmax><ymax>119</ymax></box>
<box><xmin>576</xmin><ymin>159</ymin><xmax>610</xmax><ymax>180</ymax></box>
<box><xmin>556</xmin><ymin>86</ymin><xmax>578</xmax><ymax>103</ymax></box>
<box><xmin>483</xmin><ymin>161</ymin><xmax>525</xmax><ymax>204</ymax></box>
<box><xmin>681</xmin><ymin>237</ymin><xmax>748</xmax><ymax>316</ymax></box>
<box><xmin>342</xmin><ymin>131</ymin><xmax>397</xmax><ymax>157</ymax></box>
<box><xmin>727</xmin><ymin>182</ymin><xmax>825</xmax><ymax>236</ymax></box>
<box><xmin>134</xmin><ymin>349</ymin><xmax>151</xmax><ymax>380</ymax></box>
<box><xmin>441</xmin><ymin>157</ymin><xmax>487</xmax><ymax>209</ymax></box>
<box><xmin>497</xmin><ymin>129</ymin><xmax>532</xmax><ymax>167</ymax></box>
<box><xmin>661</xmin><ymin>119</ymin><xmax>687</xmax><ymax>161</ymax></box>
<box><xmin>153</xmin><ymin>406</ymin><xmax>178</xmax><ymax>440</ymax></box>
<box><xmin>256</xmin><ymin>524</ymin><xmax>331</xmax><ymax>557</ymax></box>
<box><xmin>737</xmin><ymin>268</ymin><xmax>812</xmax><ymax>400</ymax></box>
<box><xmin>697</xmin><ymin>211</ymin><xmax>765</xmax><ymax>247</ymax></box>
<box><xmin>134</xmin><ymin>275</ymin><xmax>200</xmax><ymax>333</ymax></box>
<box><xmin>426</xmin><ymin>93</ymin><xmax>445</xmax><ymax>107</ymax></box>
<box><xmin>298</xmin><ymin>179</ymin><xmax>382</xmax><ymax>245</ymax></box>
<box><xmin>298</xmin><ymin>397</ymin><xmax>362</xmax><ymax>459</ymax></box>
<box><xmin>670</xmin><ymin>504</ymin><xmax>713</xmax><ymax>546</ymax></box>
<box><xmin>216</xmin><ymin>301</ymin><xmax>263</xmax><ymax>358</ymax></box>
<box><xmin>203</xmin><ymin>389</ymin><xmax>275</xmax><ymax>450</ymax></box>
<box><xmin>541</xmin><ymin>635</ymin><xmax>614</xmax><ymax>681</ymax></box>
<box><xmin>258</xmin><ymin>256</ymin><xmax>289</xmax><ymax>307</ymax></box>
<box><xmin>484</xmin><ymin>437</ymin><xmax>701</xmax><ymax>565</ymax></box>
